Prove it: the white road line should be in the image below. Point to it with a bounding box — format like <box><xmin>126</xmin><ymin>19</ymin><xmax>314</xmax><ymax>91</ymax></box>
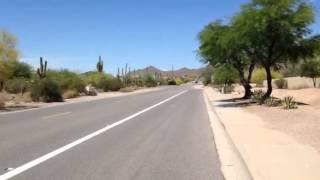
<box><xmin>41</xmin><ymin>112</ymin><xmax>71</xmax><ymax>119</ymax></box>
<box><xmin>0</xmin><ymin>90</ymin><xmax>188</xmax><ymax>180</ymax></box>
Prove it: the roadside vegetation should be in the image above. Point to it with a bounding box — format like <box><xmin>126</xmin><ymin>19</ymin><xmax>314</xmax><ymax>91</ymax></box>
<box><xmin>0</xmin><ymin>33</ymin><xmax>191</xmax><ymax>110</ymax></box>
<box><xmin>199</xmin><ymin>0</ymin><xmax>320</xmax><ymax>109</ymax></box>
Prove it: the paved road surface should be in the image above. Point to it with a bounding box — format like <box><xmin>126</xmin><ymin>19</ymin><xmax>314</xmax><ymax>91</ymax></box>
<box><xmin>0</xmin><ymin>86</ymin><xmax>224</xmax><ymax>180</ymax></box>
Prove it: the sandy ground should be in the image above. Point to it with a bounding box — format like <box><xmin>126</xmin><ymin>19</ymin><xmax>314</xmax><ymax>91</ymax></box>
<box><xmin>245</xmin><ymin>88</ymin><xmax>320</xmax><ymax>152</ymax></box>
<box><xmin>206</xmin><ymin>87</ymin><xmax>320</xmax><ymax>180</ymax></box>
<box><xmin>0</xmin><ymin>86</ymin><xmax>164</xmax><ymax>112</ymax></box>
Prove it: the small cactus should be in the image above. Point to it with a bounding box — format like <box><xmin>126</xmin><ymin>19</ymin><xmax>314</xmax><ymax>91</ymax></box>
<box><xmin>282</xmin><ymin>96</ymin><xmax>297</xmax><ymax>109</ymax></box>
<box><xmin>37</xmin><ymin>57</ymin><xmax>47</xmax><ymax>79</ymax></box>
<box><xmin>96</xmin><ymin>56</ymin><xmax>103</xmax><ymax>73</ymax></box>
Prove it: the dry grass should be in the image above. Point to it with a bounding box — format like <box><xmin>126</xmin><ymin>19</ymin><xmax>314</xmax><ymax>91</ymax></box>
<box><xmin>63</xmin><ymin>90</ymin><xmax>79</xmax><ymax>99</ymax></box>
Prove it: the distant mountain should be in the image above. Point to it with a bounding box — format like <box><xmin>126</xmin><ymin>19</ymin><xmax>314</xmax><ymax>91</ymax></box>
<box><xmin>134</xmin><ymin>66</ymin><xmax>203</xmax><ymax>78</ymax></box>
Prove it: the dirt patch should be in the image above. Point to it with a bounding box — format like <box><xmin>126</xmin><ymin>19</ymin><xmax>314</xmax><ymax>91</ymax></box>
<box><xmin>244</xmin><ymin>104</ymin><xmax>320</xmax><ymax>152</ymax></box>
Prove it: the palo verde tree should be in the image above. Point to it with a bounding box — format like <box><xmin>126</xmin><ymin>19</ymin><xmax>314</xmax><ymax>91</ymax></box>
<box><xmin>301</xmin><ymin>58</ymin><xmax>320</xmax><ymax>87</ymax></box>
<box><xmin>235</xmin><ymin>0</ymin><xmax>317</xmax><ymax>100</ymax></box>
<box><xmin>198</xmin><ymin>21</ymin><xmax>255</xmax><ymax>98</ymax></box>
<box><xmin>0</xmin><ymin>30</ymin><xmax>19</xmax><ymax>91</ymax></box>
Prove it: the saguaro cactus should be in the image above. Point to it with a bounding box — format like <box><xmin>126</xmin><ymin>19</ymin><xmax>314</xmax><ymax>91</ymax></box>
<box><xmin>37</xmin><ymin>57</ymin><xmax>47</xmax><ymax>79</ymax></box>
<box><xmin>96</xmin><ymin>56</ymin><xmax>104</xmax><ymax>73</ymax></box>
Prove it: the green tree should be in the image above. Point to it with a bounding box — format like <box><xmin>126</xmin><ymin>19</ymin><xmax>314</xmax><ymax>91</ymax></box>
<box><xmin>198</xmin><ymin>21</ymin><xmax>254</xmax><ymax>98</ymax></box>
<box><xmin>301</xmin><ymin>59</ymin><xmax>320</xmax><ymax>87</ymax></box>
<box><xmin>235</xmin><ymin>0</ymin><xmax>317</xmax><ymax>99</ymax></box>
<box><xmin>0</xmin><ymin>31</ymin><xmax>19</xmax><ymax>91</ymax></box>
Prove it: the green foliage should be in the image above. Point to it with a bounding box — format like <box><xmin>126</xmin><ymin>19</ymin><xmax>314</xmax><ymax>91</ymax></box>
<box><xmin>4</xmin><ymin>78</ymin><xmax>29</xmax><ymax>94</ymax></box>
<box><xmin>252</xmin><ymin>68</ymin><xmax>283</xmax><ymax>85</ymax></box>
<box><xmin>300</xmin><ymin>59</ymin><xmax>320</xmax><ymax>87</ymax></box>
<box><xmin>0</xmin><ymin>31</ymin><xmax>19</xmax><ymax>61</ymax></box>
<box><xmin>202</xmin><ymin>65</ymin><xmax>214</xmax><ymax>85</ymax></box>
<box><xmin>168</xmin><ymin>80</ymin><xmax>177</xmax><ymax>85</ymax></box>
<box><xmin>144</xmin><ymin>74</ymin><xmax>157</xmax><ymax>87</ymax></box>
<box><xmin>30</xmin><ymin>78</ymin><xmax>63</xmax><ymax>102</ymax></box>
<box><xmin>213</xmin><ymin>65</ymin><xmax>239</xmax><ymax>85</ymax></box>
<box><xmin>175</xmin><ymin>78</ymin><xmax>184</xmax><ymax>85</ymax></box>
<box><xmin>10</xmin><ymin>61</ymin><xmax>32</xmax><ymax>79</ymax></box>
<box><xmin>282</xmin><ymin>96</ymin><xmax>298</xmax><ymax>109</ymax></box>
<box><xmin>84</xmin><ymin>72</ymin><xmax>112</xmax><ymax>89</ymax></box>
<box><xmin>109</xmin><ymin>79</ymin><xmax>124</xmax><ymax>91</ymax></box>
<box><xmin>233</xmin><ymin>0</ymin><xmax>316</xmax><ymax>98</ymax></box>
<box><xmin>274</xmin><ymin>79</ymin><xmax>288</xmax><ymax>89</ymax></box>
<box><xmin>37</xmin><ymin>57</ymin><xmax>47</xmax><ymax>79</ymax></box>
<box><xmin>47</xmin><ymin>70</ymin><xmax>86</xmax><ymax>93</ymax></box>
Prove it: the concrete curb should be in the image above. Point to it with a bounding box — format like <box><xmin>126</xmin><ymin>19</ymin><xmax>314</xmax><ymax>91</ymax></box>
<box><xmin>203</xmin><ymin>89</ymin><xmax>253</xmax><ymax>180</ymax></box>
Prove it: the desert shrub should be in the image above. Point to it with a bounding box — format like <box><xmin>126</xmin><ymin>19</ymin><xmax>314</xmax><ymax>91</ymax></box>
<box><xmin>274</xmin><ymin>79</ymin><xmax>288</xmax><ymax>89</ymax></box>
<box><xmin>47</xmin><ymin>70</ymin><xmax>86</xmax><ymax>93</ymax></box>
<box><xmin>202</xmin><ymin>65</ymin><xmax>214</xmax><ymax>85</ymax></box>
<box><xmin>252</xmin><ymin>68</ymin><xmax>283</xmax><ymax>85</ymax></box>
<box><xmin>282</xmin><ymin>96</ymin><xmax>297</xmax><ymax>109</ymax></box>
<box><xmin>63</xmin><ymin>90</ymin><xmax>79</xmax><ymax>99</ymax></box>
<box><xmin>4</xmin><ymin>78</ymin><xmax>29</xmax><ymax>94</ymax></box>
<box><xmin>144</xmin><ymin>75</ymin><xmax>157</xmax><ymax>87</ymax></box>
<box><xmin>265</xmin><ymin>96</ymin><xmax>281</xmax><ymax>107</ymax></box>
<box><xmin>252</xmin><ymin>90</ymin><xmax>265</xmax><ymax>105</ymax></box>
<box><xmin>30</xmin><ymin>78</ymin><xmax>63</xmax><ymax>102</ymax></box>
<box><xmin>83</xmin><ymin>72</ymin><xmax>113</xmax><ymax>90</ymax></box>
<box><xmin>109</xmin><ymin>79</ymin><xmax>124</xmax><ymax>91</ymax></box>
<box><xmin>168</xmin><ymin>80</ymin><xmax>177</xmax><ymax>85</ymax></box>
<box><xmin>175</xmin><ymin>78</ymin><xmax>184</xmax><ymax>85</ymax></box>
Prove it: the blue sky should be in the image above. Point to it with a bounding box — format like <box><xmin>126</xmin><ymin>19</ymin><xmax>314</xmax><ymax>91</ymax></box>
<box><xmin>1</xmin><ymin>0</ymin><xmax>320</xmax><ymax>74</ymax></box>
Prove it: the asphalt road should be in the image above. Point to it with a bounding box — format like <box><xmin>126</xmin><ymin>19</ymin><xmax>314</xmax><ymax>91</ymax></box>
<box><xmin>0</xmin><ymin>85</ymin><xmax>224</xmax><ymax>180</ymax></box>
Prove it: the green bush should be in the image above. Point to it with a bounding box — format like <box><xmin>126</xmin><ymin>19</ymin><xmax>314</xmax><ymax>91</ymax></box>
<box><xmin>30</xmin><ymin>78</ymin><xmax>63</xmax><ymax>102</ymax></box>
<box><xmin>109</xmin><ymin>79</ymin><xmax>124</xmax><ymax>91</ymax></box>
<box><xmin>252</xmin><ymin>68</ymin><xmax>283</xmax><ymax>85</ymax></box>
<box><xmin>47</xmin><ymin>70</ymin><xmax>86</xmax><ymax>93</ymax></box>
<box><xmin>175</xmin><ymin>78</ymin><xmax>184</xmax><ymax>85</ymax></box>
<box><xmin>144</xmin><ymin>75</ymin><xmax>157</xmax><ymax>87</ymax></box>
<box><xmin>282</xmin><ymin>96</ymin><xmax>297</xmax><ymax>109</ymax></box>
<box><xmin>4</xmin><ymin>78</ymin><xmax>30</xmax><ymax>94</ymax></box>
<box><xmin>10</xmin><ymin>61</ymin><xmax>32</xmax><ymax>79</ymax></box>
<box><xmin>168</xmin><ymin>79</ymin><xmax>177</xmax><ymax>85</ymax></box>
<box><xmin>84</xmin><ymin>72</ymin><xmax>113</xmax><ymax>90</ymax></box>
<box><xmin>274</xmin><ymin>79</ymin><xmax>288</xmax><ymax>89</ymax></box>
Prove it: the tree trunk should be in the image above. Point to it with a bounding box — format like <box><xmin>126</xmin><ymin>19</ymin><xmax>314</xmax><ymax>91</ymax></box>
<box><xmin>239</xmin><ymin>70</ymin><xmax>252</xmax><ymax>99</ymax></box>
<box><xmin>0</xmin><ymin>81</ymin><xmax>3</xmax><ymax>92</ymax></box>
<box><xmin>313</xmin><ymin>78</ymin><xmax>317</xmax><ymax>88</ymax></box>
<box><xmin>263</xmin><ymin>65</ymin><xmax>273</xmax><ymax>100</ymax></box>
